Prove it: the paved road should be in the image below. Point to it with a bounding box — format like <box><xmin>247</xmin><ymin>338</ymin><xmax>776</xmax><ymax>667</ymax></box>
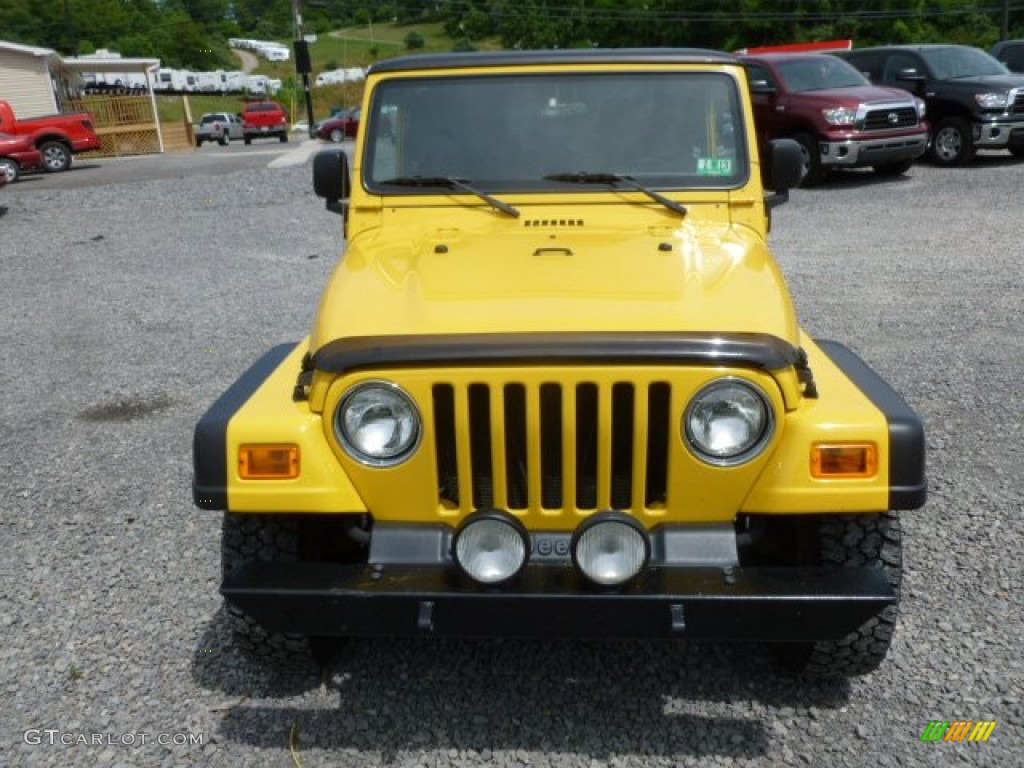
<box><xmin>9</xmin><ymin>137</ymin><xmax>341</xmax><ymax>191</ymax></box>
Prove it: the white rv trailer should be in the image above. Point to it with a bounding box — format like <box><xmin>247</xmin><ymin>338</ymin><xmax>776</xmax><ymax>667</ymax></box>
<box><xmin>258</xmin><ymin>44</ymin><xmax>290</xmax><ymax>62</ymax></box>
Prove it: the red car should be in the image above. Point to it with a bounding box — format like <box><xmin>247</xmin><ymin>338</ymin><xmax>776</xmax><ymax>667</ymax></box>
<box><xmin>0</xmin><ymin>99</ymin><xmax>101</xmax><ymax>172</ymax></box>
<box><xmin>0</xmin><ymin>132</ymin><xmax>43</xmax><ymax>184</ymax></box>
<box><xmin>317</xmin><ymin>108</ymin><xmax>360</xmax><ymax>143</ymax></box>
<box><xmin>241</xmin><ymin>101</ymin><xmax>289</xmax><ymax>144</ymax></box>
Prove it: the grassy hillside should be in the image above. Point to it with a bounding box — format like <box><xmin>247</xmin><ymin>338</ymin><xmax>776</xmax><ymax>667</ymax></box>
<box><xmin>157</xmin><ymin>22</ymin><xmax>500</xmax><ymax>126</ymax></box>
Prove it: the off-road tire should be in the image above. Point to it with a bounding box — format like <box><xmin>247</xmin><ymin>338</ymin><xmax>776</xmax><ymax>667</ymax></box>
<box><xmin>221</xmin><ymin>512</ymin><xmax>309</xmax><ymax>659</ymax></box>
<box><xmin>793</xmin><ymin>132</ymin><xmax>826</xmax><ymax>186</ymax></box>
<box><xmin>930</xmin><ymin>117</ymin><xmax>975</xmax><ymax>166</ymax></box>
<box><xmin>39</xmin><ymin>141</ymin><xmax>72</xmax><ymax>172</ymax></box>
<box><xmin>775</xmin><ymin>512</ymin><xmax>902</xmax><ymax>678</ymax></box>
<box><xmin>873</xmin><ymin>159</ymin><xmax>914</xmax><ymax>177</ymax></box>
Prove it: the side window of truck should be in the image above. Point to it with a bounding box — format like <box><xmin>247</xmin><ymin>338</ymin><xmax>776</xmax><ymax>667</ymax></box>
<box><xmin>845</xmin><ymin>52</ymin><xmax>884</xmax><ymax>83</ymax></box>
<box><xmin>998</xmin><ymin>44</ymin><xmax>1024</xmax><ymax>72</ymax></box>
<box><xmin>745</xmin><ymin>63</ymin><xmax>778</xmax><ymax>92</ymax></box>
<box><xmin>883</xmin><ymin>53</ymin><xmax>922</xmax><ymax>84</ymax></box>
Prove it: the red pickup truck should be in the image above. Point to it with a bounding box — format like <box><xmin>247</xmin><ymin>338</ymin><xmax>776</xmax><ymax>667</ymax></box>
<box><xmin>740</xmin><ymin>53</ymin><xmax>928</xmax><ymax>185</ymax></box>
<box><xmin>241</xmin><ymin>100</ymin><xmax>289</xmax><ymax>144</ymax></box>
<box><xmin>0</xmin><ymin>100</ymin><xmax>101</xmax><ymax>173</ymax></box>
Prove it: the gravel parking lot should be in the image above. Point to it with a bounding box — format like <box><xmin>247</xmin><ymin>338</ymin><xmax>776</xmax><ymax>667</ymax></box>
<box><xmin>0</xmin><ymin>155</ymin><xmax>1020</xmax><ymax>767</ymax></box>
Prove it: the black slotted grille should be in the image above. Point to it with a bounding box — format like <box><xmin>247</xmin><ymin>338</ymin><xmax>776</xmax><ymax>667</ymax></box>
<box><xmin>432</xmin><ymin>379</ymin><xmax>671</xmax><ymax>515</ymax></box>
<box><xmin>862</xmin><ymin>106</ymin><xmax>918</xmax><ymax>131</ymax></box>
<box><xmin>610</xmin><ymin>383</ymin><xmax>635</xmax><ymax>510</ymax></box>
<box><xmin>575</xmin><ymin>383</ymin><xmax>599</xmax><ymax>510</ymax></box>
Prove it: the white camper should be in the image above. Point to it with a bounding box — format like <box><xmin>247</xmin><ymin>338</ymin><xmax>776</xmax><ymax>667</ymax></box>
<box><xmin>259</xmin><ymin>44</ymin><xmax>290</xmax><ymax>62</ymax></box>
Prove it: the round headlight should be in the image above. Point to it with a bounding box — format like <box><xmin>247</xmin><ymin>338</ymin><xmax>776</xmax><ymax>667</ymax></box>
<box><xmin>684</xmin><ymin>379</ymin><xmax>773</xmax><ymax>465</ymax></box>
<box><xmin>572</xmin><ymin>513</ymin><xmax>649</xmax><ymax>586</ymax></box>
<box><xmin>453</xmin><ymin>511</ymin><xmax>528</xmax><ymax>585</ymax></box>
<box><xmin>335</xmin><ymin>381</ymin><xmax>421</xmax><ymax>466</ymax></box>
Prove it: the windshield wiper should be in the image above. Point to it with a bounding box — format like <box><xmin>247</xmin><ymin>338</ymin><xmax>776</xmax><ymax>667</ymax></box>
<box><xmin>378</xmin><ymin>176</ymin><xmax>520</xmax><ymax>218</ymax></box>
<box><xmin>544</xmin><ymin>172</ymin><xmax>687</xmax><ymax>218</ymax></box>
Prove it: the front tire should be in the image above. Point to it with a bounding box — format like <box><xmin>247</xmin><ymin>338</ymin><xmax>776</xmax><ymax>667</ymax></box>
<box><xmin>329</xmin><ymin>128</ymin><xmax>344</xmax><ymax>143</ymax></box>
<box><xmin>0</xmin><ymin>157</ymin><xmax>20</xmax><ymax>183</ymax></box>
<box><xmin>221</xmin><ymin>512</ymin><xmax>369</xmax><ymax>660</ymax></box>
<box><xmin>39</xmin><ymin>141</ymin><xmax>71</xmax><ymax>172</ymax></box>
<box><xmin>773</xmin><ymin>513</ymin><xmax>902</xmax><ymax>678</ymax></box>
<box><xmin>930</xmin><ymin>117</ymin><xmax>975</xmax><ymax>166</ymax></box>
<box><xmin>279</xmin><ymin>132</ymin><xmax>288</xmax><ymax>143</ymax></box>
<box><xmin>1009</xmin><ymin>145</ymin><xmax>1024</xmax><ymax>159</ymax></box>
<box><xmin>793</xmin><ymin>132</ymin><xmax>826</xmax><ymax>186</ymax></box>
<box><xmin>222</xmin><ymin>512</ymin><xmax>308</xmax><ymax>659</ymax></box>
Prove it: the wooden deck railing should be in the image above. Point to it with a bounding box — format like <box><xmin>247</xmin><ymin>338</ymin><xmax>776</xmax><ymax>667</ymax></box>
<box><xmin>66</xmin><ymin>96</ymin><xmax>194</xmax><ymax>156</ymax></box>
<box><xmin>68</xmin><ymin>96</ymin><xmax>155</xmax><ymax>127</ymax></box>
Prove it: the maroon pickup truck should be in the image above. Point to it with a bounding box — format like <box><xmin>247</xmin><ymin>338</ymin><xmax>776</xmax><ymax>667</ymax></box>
<box><xmin>0</xmin><ymin>132</ymin><xmax>43</xmax><ymax>184</ymax></box>
<box><xmin>740</xmin><ymin>53</ymin><xmax>928</xmax><ymax>185</ymax></box>
<box><xmin>0</xmin><ymin>99</ymin><xmax>101</xmax><ymax>173</ymax></box>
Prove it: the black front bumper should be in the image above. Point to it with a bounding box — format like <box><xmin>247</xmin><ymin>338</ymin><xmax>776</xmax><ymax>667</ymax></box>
<box><xmin>223</xmin><ymin>562</ymin><xmax>894</xmax><ymax>642</ymax></box>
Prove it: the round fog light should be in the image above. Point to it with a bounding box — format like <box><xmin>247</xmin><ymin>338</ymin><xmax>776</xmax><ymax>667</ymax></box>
<box><xmin>572</xmin><ymin>512</ymin><xmax>650</xmax><ymax>586</ymax></box>
<box><xmin>453</xmin><ymin>511</ymin><xmax>528</xmax><ymax>585</ymax></box>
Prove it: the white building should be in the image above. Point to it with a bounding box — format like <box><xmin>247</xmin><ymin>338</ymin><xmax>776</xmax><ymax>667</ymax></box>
<box><xmin>0</xmin><ymin>40</ymin><xmax>82</xmax><ymax>117</ymax></box>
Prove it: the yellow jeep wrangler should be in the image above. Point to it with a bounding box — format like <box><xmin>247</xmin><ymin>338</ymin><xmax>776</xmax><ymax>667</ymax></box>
<box><xmin>194</xmin><ymin>49</ymin><xmax>926</xmax><ymax>677</ymax></box>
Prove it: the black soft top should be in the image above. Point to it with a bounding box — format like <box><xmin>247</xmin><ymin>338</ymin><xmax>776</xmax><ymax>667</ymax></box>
<box><xmin>368</xmin><ymin>48</ymin><xmax>737</xmax><ymax>75</ymax></box>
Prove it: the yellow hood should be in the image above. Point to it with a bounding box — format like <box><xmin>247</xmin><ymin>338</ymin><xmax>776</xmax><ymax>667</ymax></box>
<box><xmin>312</xmin><ymin>211</ymin><xmax>799</xmax><ymax>350</ymax></box>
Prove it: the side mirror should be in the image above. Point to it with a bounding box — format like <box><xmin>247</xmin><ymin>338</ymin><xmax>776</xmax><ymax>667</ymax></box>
<box><xmin>763</xmin><ymin>138</ymin><xmax>803</xmax><ymax>207</ymax></box>
<box><xmin>749</xmin><ymin>80</ymin><xmax>777</xmax><ymax>95</ymax></box>
<box><xmin>313</xmin><ymin>148</ymin><xmax>350</xmax><ymax>217</ymax></box>
<box><xmin>895</xmin><ymin>68</ymin><xmax>924</xmax><ymax>81</ymax></box>
<box><xmin>893</xmin><ymin>68</ymin><xmax>926</xmax><ymax>95</ymax></box>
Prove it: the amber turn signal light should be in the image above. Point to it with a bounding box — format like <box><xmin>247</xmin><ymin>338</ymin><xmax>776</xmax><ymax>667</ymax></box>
<box><xmin>811</xmin><ymin>443</ymin><xmax>877</xmax><ymax>479</ymax></box>
<box><xmin>239</xmin><ymin>444</ymin><xmax>300</xmax><ymax>479</ymax></box>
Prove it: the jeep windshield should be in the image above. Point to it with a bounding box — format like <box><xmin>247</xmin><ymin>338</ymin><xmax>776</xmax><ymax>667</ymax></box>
<box><xmin>364</xmin><ymin>71</ymin><xmax>746</xmax><ymax>194</ymax></box>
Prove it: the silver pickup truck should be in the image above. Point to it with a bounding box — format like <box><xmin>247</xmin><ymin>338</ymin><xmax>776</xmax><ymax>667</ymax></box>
<box><xmin>195</xmin><ymin>112</ymin><xmax>244</xmax><ymax>147</ymax></box>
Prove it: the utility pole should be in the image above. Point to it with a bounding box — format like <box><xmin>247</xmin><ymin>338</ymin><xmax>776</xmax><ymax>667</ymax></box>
<box><xmin>1002</xmin><ymin>0</ymin><xmax>1010</xmax><ymax>40</ymax></box>
<box><xmin>291</xmin><ymin>0</ymin><xmax>317</xmax><ymax>138</ymax></box>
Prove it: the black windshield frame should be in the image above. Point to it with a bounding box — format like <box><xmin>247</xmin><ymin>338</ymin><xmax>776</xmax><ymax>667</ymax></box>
<box><xmin>362</xmin><ymin>70</ymin><xmax>750</xmax><ymax>195</ymax></box>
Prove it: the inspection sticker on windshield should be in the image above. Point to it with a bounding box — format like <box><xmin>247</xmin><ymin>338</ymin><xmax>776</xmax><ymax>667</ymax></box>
<box><xmin>697</xmin><ymin>157</ymin><xmax>733</xmax><ymax>176</ymax></box>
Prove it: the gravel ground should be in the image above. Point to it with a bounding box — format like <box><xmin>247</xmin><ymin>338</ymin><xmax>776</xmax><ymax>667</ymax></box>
<box><xmin>0</xmin><ymin>155</ymin><xmax>1020</xmax><ymax>767</ymax></box>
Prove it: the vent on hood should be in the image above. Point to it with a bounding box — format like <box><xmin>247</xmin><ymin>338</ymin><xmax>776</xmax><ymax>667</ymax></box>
<box><xmin>523</xmin><ymin>218</ymin><xmax>585</xmax><ymax>228</ymax></box>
